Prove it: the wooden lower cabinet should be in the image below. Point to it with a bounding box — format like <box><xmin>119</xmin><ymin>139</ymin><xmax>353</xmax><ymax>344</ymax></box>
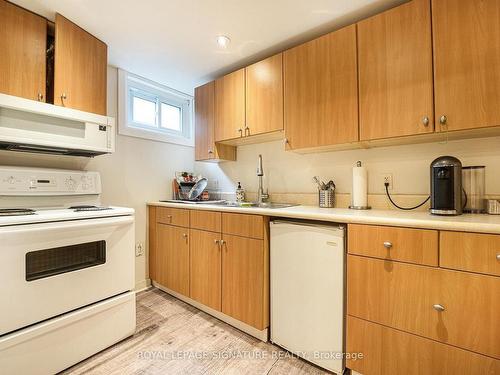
<box><xmin>149</xmin><ymin>207</ymin><xmax>269</xmax><ymax>333</ymax></box>
<box><xmin>347</xmin><ymin>255</ymin><xmax>500</xmax><ymax>358</ymax></box>
<box><xmin>222</xmin><ymin>212</ymin><xmax>265</xmax><ymax>239</ymax></box>
<box><xmin>221</xmin><ymin>234</ymin><xmax>268</xmax><ymax>330</ymax></box>
<box><xmin>348</xmin><ymin>224</ymin><xmax>438</xmax><ymax>266</ymax></box>
<box><xmin>347</xmin><ymin>316</ymin><xmax>500</xmax><ymax>375</ymax></box>
<box><xmin>440</xmin><ymin>231</ymin><xmax>500</xmax><ymax>277</ymax></box>
<box><xmin>189</xmin><ymin>229</ymin><xmax>221</xmax><ymax>311</ymax></box>
<box><xmin>156</xmin><ymin>223</ymin><xmax>190</xmax><ymax>296</ymax></box>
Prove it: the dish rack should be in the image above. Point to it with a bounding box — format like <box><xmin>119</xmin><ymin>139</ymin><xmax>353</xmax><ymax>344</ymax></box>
<box><xmin>173</xmin><ymin>179</ymin><xmax>220</xmax><ymax>201</ymax></box>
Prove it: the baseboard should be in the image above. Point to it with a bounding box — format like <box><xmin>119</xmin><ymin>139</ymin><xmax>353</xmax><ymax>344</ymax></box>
<box><xmin>135</xmin><ymin>279</ymin><xmax>151</xmax><ymax>292</ymax></box>
<box><xmin>152</xmin><ymin>281</ymin><xmax>269</xmax><ymax>342</ymax></box>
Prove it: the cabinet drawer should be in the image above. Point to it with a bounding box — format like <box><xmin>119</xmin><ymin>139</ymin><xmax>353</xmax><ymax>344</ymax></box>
<box><xmin>347</xmin><ymin>255</ymin><xmax>500</xmax><ymax>358</ymax></box>
<box><xmin>348</xmin><ymin>224</ymin><xmax>438</xmax><ymax>266</ymax></box>
<box><xmin>156</xmin><ymin>207</ymin><xmax>189</xmax><ymax>227</ymax></box>
<box><xmin>222</xmin><ymin>213</ymin><xmax>265</xmax><ymax>239</ymax></box>
<box><xmin>190</xmin><ymin>210</ymin><xmax>221</xmax><ymax>232</ymax></box>
<box><xmin>347</xmin><ymin>316</ymin><xmax>500</xmax><ymax>375</ymax></box>
<box><xmin>440</xmin><ymin>231</ymin><xmax>500</xmax><ymax>277</ymax></box>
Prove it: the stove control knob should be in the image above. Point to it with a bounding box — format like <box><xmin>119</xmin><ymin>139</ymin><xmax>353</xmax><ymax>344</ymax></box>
<box><xmin>66</xmin><ymin>177</ymin><xmax>76</xmax><ymax>189</ymax></box>
<box><xmin>8</xmin><ymin>176</ymin><xmax>15</xmax><ymax>184</ymax></box>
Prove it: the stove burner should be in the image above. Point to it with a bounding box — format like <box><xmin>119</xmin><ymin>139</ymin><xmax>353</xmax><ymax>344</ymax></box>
<box><xmin>68</xmin><ymin>205</ymin><xmax>112</xmax><ymax>212</ymax></box>
<box><xmin>0</xmin><ymin>208</ymin><xmax>36</xmax><ymax>217</ymax></box>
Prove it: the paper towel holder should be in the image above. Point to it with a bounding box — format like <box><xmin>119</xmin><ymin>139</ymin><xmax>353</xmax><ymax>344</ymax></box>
<box><xmin>349</xmin><ymin>161</ymin><xmax>372</xmax><ymax>210</ymax></box>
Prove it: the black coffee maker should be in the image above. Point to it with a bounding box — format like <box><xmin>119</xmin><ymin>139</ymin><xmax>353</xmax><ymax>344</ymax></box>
<box><xmin>430</xmin><ymin>156</ymin><xmax>462</xmax><ymax>216</ymax></box>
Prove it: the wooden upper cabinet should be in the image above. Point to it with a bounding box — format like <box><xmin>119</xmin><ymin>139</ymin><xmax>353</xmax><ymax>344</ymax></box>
<box><xmin>0</xmin><ymin>0</ymin><xmax>46</xmax><ymax>102</ymax></box>
<box><xmin>433</xmin><ymin>0</ymin><xmax>500</xmax><ymax>132</ymax></box>
<box><xmin>245</xmin><ymin>53</ymin><xmax>283</xmax><ymax>136</ymax></box>
<box><xmin>284</xmin><ymin>25</ymin><xmax>358</xmax><ymax>150</ymax></box>
<box><xmin>194</xmin><ymin>81</ymin><xmax>236</xmax><ymax>161</ymax></box>
<box><xmin>358</xmin><ymin>0</ymin><xmax>434</xmax><ymax>141</ymax></box>
<box><xmin>195</xmin><ymin>82</ymin><xmax>215</xmax><ymax>160</ymax></box>
<box><xmin>215</xmin><ymin>68</ymin><xmax>245</xmax><ymax>141</ymax></box>
<box><xmin>54</xmin><ymin>14</ymin><xmax>107</xmax><ymax>115</ymax></box>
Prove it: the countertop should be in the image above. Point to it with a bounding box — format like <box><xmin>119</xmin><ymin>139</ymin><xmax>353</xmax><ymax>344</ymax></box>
<box><xmin>148</xmin><ymin>201</ymin><xmax>500</xmax><ymax>234</ymax></box>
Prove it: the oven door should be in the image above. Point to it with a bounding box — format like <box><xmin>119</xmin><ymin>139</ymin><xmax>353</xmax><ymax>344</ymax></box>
<box><xmin>0</xmin><ymin>215</ymin><xmax>134</xmax><ymax>336</ymax></box>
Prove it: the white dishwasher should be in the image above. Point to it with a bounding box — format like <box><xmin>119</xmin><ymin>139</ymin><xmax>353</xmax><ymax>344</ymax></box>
<box><xmin>270</xmin><ymin>220</ymin><xmax>345</xmax><ymax>374</ymax></box>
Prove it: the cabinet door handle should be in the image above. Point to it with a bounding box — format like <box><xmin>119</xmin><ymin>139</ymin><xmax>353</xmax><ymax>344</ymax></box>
<box><xmin>244</xmin><ymin>126</ymin><xmax>250</xmax><ymax>136</ymax></box>
<box><xmin>219</xmin><ymin>239</ymin><xmax>226</xmax><ymax>251</ymax></box>
<box><xmin>383</xmin><ymin>241</ymin><xmax>393</xmax><ymax>249</ymax></box>
<box><xmin>237</xmin><ymin>128</ymin><xmax>243</xmax><ymax>136</ymax></box>
<box><xmin>496</xmin><ymin>254</ymin><xmax>500</xmax><ymax>261</ymax></box>
<box><xmin>439</xmin><ymin>115</ymin><xmax>447</xmax><ymax>126</ymax></box>
<box><xmin>422</xmin><ymin>116</ymin><xmax>429</xmax><ymax>127</ymax></box>
<box><xmin>433</xmin><ymin>304</ymin><xmax>445</xmax><ymax>312</ymax></box>
<box><xmin>208</xmin><ymin>149</ymin><xmax>214</xmax><ymax>154</ymax></box>
<box><xmin>37</xmin><ymin>93</ymin><xmax>44</xmax><ymax>101</ymax></box>
<box><xmin>182</xmin><ymin>233</ymin><xmax>188</xmax><ymax>239</ymax></box>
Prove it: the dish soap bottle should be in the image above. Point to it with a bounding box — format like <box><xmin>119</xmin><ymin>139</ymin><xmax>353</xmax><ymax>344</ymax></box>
<box><xmin>236</xmin><ymin>182</ymin><xmax>245</xmax><ymax>203</ymax></box>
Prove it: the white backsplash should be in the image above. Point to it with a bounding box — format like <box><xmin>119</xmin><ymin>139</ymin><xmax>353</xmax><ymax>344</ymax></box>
<box><xmin>195</xmin><ymin>136</ymin><xmax>500</xmax><ymax>197</ymax></box>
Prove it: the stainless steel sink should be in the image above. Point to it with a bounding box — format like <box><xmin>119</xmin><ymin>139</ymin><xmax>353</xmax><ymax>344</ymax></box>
<box><xmin>160</xmin><ymin>199</ymin><xmax>298</xmax><ymax>209</ymax></box>
<box><xmin>214</xmin><ymin>201</ymin><xmax>298</xmax><ymax>209</ymax></box>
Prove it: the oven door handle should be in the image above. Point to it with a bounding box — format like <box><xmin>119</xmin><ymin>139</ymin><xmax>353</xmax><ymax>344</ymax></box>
<box><xmin>0</xmin><ymin>215</ymin><xmax>134</xmax><ymax>234</ymax></box>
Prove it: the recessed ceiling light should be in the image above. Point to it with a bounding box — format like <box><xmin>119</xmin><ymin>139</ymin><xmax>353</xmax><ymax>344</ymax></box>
<box><xmin>216</xmin><ymin>35</ymin><xmax>231</xmax><ymax>49</ymax></box>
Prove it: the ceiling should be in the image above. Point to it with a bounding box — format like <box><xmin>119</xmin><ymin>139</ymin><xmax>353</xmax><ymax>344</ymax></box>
<box><xmin>12</xmin><ymin>0</ymin><xmax>406</xmax><ymax>94</ymax></box>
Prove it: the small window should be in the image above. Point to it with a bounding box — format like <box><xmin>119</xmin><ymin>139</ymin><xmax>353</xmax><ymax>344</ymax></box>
<box><xmin>160</xmin><ymin>102</ymin><xmax>182</xmax><ymax>131</ymax></box>
<box><xmin>132</xmin><ymin>93</ymin><xmax>157</xmax><ymax>126</ymax></box>
<box><xmin>118</xmin><ymin>69</ymin><xmax>193</xmax><ymax>146</ymax></box>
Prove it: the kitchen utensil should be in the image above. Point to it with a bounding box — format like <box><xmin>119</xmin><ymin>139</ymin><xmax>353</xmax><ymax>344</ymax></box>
<box><xmin>313</xmin><ymin>176</ymin><xmax>325</xmax><ymax>190</ymax></box>
<box><xmin>319</xmin><ymin>190</ymin><xmax>335</xmax><ymax>208</ymax></box>
<box><xmin>188</xmin><ymin>178</ymin><xmax>208</xmax><ymax>200</ymax></box>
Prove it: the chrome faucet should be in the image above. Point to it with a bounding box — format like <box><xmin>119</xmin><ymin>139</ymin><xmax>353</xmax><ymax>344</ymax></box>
<box><xmin>257</xmin><ymin>154</ymin><xmax>269</xmax><ymax>204</ymax></box>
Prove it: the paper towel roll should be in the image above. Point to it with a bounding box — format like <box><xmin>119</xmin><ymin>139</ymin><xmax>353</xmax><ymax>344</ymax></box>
<box><xmin>352</xmin><ymin>162</ymin><xmax>368</xmax><ymax>208</ymax></box>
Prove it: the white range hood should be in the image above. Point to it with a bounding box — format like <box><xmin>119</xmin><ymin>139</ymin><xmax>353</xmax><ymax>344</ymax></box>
<box><xmin>0</xmin><ymin>93</ymin><xmax>115</xmax><ymax>157</ymax></box>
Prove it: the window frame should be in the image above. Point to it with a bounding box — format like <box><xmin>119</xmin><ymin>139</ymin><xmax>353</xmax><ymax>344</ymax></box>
<box><xmin>118</xmin><ymin>69</ymin><xmax>194</xmax><ymax>147</ymax></box>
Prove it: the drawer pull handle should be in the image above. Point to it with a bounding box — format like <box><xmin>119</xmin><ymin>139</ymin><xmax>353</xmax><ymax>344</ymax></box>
<box><xmin>433</xmin><ymin>304</ymin><xmax>445</xmax><ymax>312</ymax></box>
<box><xmin>214</xmin><ymin>239</ymin><xmax>219</xmax><ymax>244</ymax></box>
<box><xmin>383</xmin><ymin>241</ymin><xmax>393</xmax><ymax>249</ymax></box>
<box><xmin>182</xmin><ymin>233</ymin><xmax>188</xmax><ymax>238</ymax></box>
<box><xmin>496</xmin><ymin>254</ymin><xmax>500</xmax><ymax>261</ymax></box>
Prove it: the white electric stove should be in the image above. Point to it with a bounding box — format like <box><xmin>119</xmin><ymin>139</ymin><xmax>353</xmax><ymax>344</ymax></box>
<box><xmin>0</xmin><ymin>166</ymin><xmax>136</xmax><ymax>375</ymax></box>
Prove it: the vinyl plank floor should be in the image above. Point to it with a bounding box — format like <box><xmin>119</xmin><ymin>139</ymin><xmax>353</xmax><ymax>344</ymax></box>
<box><xmin>62</xmin><ymin>288</ymin><xmax>331</xmax><ymax>375</ymax></box>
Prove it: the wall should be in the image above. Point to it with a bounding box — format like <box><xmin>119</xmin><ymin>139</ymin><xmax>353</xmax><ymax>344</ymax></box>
<box><xmin>196</xmin><ymin>136</ymin><xmax>500</xmax><ymax>205</ymax></box>
<box><xmin>0</xmin><ymin>66</ymin><xmax>194</xmax><ymax>289</ymax></box>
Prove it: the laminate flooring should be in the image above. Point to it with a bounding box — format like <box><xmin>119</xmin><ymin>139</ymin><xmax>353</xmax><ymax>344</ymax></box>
<box><xmin>63</xmin><ymin>288</ymin><xmax>332</xmax><ymax>375</ymax></box>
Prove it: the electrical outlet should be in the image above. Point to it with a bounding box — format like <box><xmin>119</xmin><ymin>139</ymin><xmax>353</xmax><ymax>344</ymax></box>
<box><xmin>135</xmin><ymin>243</ymin><xmax>144</xmax><ymax>257</ymax></box>
<box><xmin>382</xmin><ymin>173</ymin><xmax>393</xmax><ymax>190</ymax></box>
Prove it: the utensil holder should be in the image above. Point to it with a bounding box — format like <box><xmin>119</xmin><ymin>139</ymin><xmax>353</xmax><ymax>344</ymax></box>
<box><xmin>319</xmin><ymin>190</ymin><xmax>335</xmax><ymax>208</ymax></box>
